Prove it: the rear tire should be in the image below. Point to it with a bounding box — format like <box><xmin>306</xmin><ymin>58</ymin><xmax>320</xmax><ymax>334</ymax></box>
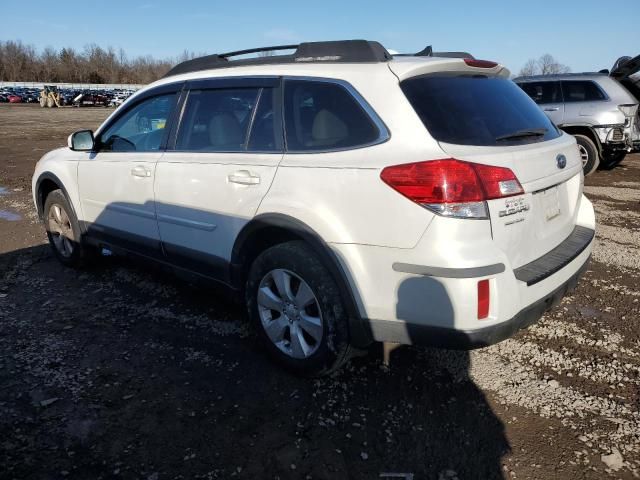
<box><xmin>599</xmin><ymin>151</ymin><xmax>626</xmax><ymax>170</ymax></box>
<box><xmin>43</xmin><ymin>190</ymin><xmax>93</xmax><ymax>268</ymax></box>
<box><xmin>574</xmin><ymin>134</ymin><xmax>600</xmax><ymax>176</ymax></box>
<box><xmin>246</xmin><ymin>241</ymin><xmax>352</xmax><ymax>376</ymax></box>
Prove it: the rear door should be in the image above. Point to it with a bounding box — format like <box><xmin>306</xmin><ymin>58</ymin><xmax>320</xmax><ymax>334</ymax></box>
<box><xmin>154</xmin><ymin>77</ymin><xmax>283</xmax><ymax>280</ymax></box>
<box><xmin>400</xmin><ymin>73</ymin><xmax>583</xmax><ymax>268</ymax></box>
<box><xmin>518</xmin><ymin>81</ymin><xmax>564</xmax><ymax>125</ymax></box>
<box><xmin>560</xmin><ymin>80</ymin><xmax>609</xmax><ymax>123</ymax></box>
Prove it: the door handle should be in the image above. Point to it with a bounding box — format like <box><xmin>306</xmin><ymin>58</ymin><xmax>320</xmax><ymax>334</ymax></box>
<box><xmin>228</xmin><ymin>170</ymin><xmax>260</xmax><ymax>185</ymax></box>
<box><xmin>131</xmin><ymin>165</ymin><xmax>151</xmax><ymax>178</ymax></box>
<box><xmin>544</xmin><ymin>107</ymin><xmax>560</xmax><ymax>112</ymax></box>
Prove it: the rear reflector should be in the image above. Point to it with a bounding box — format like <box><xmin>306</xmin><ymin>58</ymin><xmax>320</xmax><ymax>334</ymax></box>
<box><xmin>478</xmin><ymin>280</ymin><xmax>490</xmax><ymax>319</ymax></box>
<box><xmin>380</xmin><ymin>159</ymin><xmax>523</xmax><ymax>218</ymax></box>
<box><xmin>464</xmin><ymin>59</ymin><xmax>498</xmax><ymax>68</ymax></box>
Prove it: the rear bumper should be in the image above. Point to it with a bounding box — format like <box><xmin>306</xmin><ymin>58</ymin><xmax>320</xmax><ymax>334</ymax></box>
<box><xmin>367</xmin><ymin>255</ymin><xmax>590</xmax><ymax>349</ymax></box>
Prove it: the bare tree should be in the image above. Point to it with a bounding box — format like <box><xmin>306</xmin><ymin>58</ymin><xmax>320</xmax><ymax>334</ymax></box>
<box><xmin>518</xmin><ymin>54</ymin><xmax>571</xmax><ymax>76</ymax></box>
<box><xmin>0</xmin><ymin>40</ymin><xmax>190</xmax><ymax>84</ymax></box>
<box><xmin>518</xmin><ymin>58</ymin><xmax>538</xmax><ymax>77</ymax></box>
<box><xmin>538</xmin><ymin>54</ymin><xmax>571</xmax><ymax>75</ymax></box>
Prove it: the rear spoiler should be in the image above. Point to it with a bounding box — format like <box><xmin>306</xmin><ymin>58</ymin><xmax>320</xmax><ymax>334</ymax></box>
<box><xmin>393</xmin><ymin>45</ymin><xmax>475</xmax><ymax>60</ymax></box>
<box><xmin>415</xmin><ymin>45</ymin><xmax>475</xmax><ymax>59</ymax></box>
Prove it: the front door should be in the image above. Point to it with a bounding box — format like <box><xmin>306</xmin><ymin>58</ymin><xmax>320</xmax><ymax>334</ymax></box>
<box><xmin>78</xmin><ymin>92</ymin><xmax>179</xmax><ymax>253</ymax></box>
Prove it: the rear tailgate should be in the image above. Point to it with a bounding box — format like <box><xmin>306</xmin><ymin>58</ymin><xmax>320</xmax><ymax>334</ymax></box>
<box><xmin>440</xmin><ymin>135</ymin><xmax>583</xmax><ymax>268</ymax></box>
<box><xmin>396</xmin><ymin>63</ymin><xmax>586</xmax><ymax>270</ymax></box>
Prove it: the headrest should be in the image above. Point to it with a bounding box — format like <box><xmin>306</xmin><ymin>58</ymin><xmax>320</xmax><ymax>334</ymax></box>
<box><xmin>208</xmin><ymin>112</ymin><xmax>243</xmax><ymax>149</ymax></box>
<box><xmin>311</xmin><ymin>109</ymin><xmax>348</xmax><ymax>146</ymax></box>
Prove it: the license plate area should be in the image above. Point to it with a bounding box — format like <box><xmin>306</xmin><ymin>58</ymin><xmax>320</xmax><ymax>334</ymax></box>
<box><xmin>538</xmin><ymin>186</ymin><xmax>561</xmax><ymax>221</ymax></box>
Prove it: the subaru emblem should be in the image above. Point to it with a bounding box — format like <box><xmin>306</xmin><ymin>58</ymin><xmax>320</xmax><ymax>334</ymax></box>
<box><xmin>556</xmin><ymin>154</ymin><xmax>567</xmax><ymax>169</ymax></box>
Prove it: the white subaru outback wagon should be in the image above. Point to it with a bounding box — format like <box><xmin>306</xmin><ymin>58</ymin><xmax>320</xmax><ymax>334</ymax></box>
<box><xmin>32</xmin><ymin>40</ymin><xmax>595</xmax><ymax>376</ymax></box>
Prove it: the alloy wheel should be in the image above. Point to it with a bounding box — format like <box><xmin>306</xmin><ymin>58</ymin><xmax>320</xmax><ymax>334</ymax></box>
<box><xmin>578</xmin><ymin>144</ymin><xmax>589</xmax><ymax>167</ymax></box>
<box><xmin>47</xmin><ymin>204</ymin><xmax>74</xmax><ymax>258</ymax></box>
<box><xmin>257</xmin><ymin>269</ymin><xmax>323</xmax><ymax>359</ymax></box>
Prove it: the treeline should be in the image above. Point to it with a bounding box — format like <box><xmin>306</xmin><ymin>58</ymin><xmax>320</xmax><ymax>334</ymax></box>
<box><xmin>0</xmin><ymin>41</ymin><xmax>200</xmax><ymax>84</ymax></box>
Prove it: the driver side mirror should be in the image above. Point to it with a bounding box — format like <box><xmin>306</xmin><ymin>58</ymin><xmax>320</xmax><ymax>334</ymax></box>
<box><xmin>68</xmin><ymin>130</ymin><xmax>94</xmax><ymax>151</ymax></box>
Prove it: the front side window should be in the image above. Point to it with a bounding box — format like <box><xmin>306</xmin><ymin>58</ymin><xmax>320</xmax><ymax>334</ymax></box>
<box><xmin>284</xmin><ymin>80</ymin><xmax>380</xmax><ymax>151</ymax></box>
<box><xmin>561</xmin><ymin>81</ymin><xmax>606</xmax><ymax>102</ymax></box>
<box><xmin>518</xmin><ymin>81</ymin><xmax>562</xmax><ymax>105</ymax></box>
<box><xmin>176</xmin><ymin>87</ymin><xmax>279</xmax><ymax>152</ymax></box>
<box><xmin>99</xmin><ymin>94</ymin><xmax>176</xmax><ymax>152</ymax></box>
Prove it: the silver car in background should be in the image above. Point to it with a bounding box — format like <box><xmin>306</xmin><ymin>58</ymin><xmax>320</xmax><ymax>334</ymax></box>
<box><xmin>515</xmin><ymin>54</ymin><xmax>640</xmax><ymax>175</ymax></box>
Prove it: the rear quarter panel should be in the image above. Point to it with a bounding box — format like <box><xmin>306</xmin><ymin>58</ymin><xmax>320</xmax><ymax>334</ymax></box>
<box><xmin>258</xmin><ymin>68</ymin><xmax>448</xmax><ymax>248</ymax></box>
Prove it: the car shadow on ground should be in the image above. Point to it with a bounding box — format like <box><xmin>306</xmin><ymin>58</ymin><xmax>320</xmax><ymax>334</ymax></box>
<box><xmin>0</xmin><ymin>243</ymin><xmax>510</xmax><ymax>480</ymax></box>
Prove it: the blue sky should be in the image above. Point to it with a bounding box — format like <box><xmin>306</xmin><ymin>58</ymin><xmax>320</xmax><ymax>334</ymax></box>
<box><xmin>4</xmin><ymin>0</ymin><xmax>639</xmax><ymax>74</ymax></box>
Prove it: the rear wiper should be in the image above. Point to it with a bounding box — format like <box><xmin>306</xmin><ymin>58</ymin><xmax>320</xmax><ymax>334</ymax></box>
<box><xmin>496</xmin><ymin>128</ymin><xmax>548</xmax><ymax>141</ymax></box>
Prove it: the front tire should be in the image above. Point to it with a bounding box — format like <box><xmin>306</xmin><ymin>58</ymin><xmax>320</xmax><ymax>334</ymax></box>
<box><xmin>246</xmin><ymin>241</ymin><xmax>351</xmax><ymax>376</ymax></box>
<box><xmin>43</xmin><ymin>190</ymin><xmax>92</xmax><ymax>268</ymax></box>
<box><xmin>574</xmin><ymin>134</ymin><xmax>600</xmax><ymax>176</ymax></box>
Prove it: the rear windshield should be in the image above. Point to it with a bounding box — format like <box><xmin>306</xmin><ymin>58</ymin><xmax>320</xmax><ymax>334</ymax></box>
<box><xmin>401</xmin><ymin>74</ymin><xmax>561</xmax><ymax>146</ymax></box>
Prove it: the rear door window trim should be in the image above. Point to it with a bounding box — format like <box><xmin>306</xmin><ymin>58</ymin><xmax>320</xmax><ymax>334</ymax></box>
<box><xmin>167</xmin><ymin>76</ymin><xmax>284</xmax><ymax>154</ymax></box>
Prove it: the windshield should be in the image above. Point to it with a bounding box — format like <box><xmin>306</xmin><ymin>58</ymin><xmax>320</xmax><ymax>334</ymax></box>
<box><xmin>401</xmin><ymin>74</ymin><xmax>561</xmax><ymax>146</ymax></box>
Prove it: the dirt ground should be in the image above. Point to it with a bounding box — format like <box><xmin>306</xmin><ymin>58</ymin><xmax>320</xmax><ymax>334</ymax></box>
<box><xmin>1</xmin><ymin>103</ymin><xmax>639</xmax><ymax>480</ymax></box>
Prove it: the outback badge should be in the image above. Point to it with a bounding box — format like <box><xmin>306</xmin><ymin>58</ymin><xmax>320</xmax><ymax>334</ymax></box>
<box><xmin>556</xmin><ymin>154</ymin><xmax>567</xmax><ymax>169</ymax></box>
<box><xmin>499</xmin><ymin>196</ymin><xmax>530</xmax><ymax>218</ymax></box>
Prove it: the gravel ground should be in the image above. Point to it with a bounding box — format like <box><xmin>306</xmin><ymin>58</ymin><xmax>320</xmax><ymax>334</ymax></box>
<box><xmin>1</xmin><ymin>104</ymin><xmax>639</xmax><ymax>480</ymax></box>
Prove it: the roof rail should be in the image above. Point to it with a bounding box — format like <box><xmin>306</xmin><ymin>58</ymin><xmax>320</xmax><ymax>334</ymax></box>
<box><xmin>512</xmin><ymin>72</ymin><xmax>609</xmax><ymax>81</ymax></box>
<box><xmin>164</xmin><ymin>40</ymin><xmax>392</xmax><ymax>77</ymax></box>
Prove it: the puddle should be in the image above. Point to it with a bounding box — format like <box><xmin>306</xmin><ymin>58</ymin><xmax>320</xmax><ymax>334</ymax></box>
<box><xmin>0</xmin><ymin>210</ymin><xmax>21</xmax><ymax>221</ymax></box>
<box><xmin>0</xmin><ymin>187</ymin><xmax>9</xmax><ymax>196</ymax></box>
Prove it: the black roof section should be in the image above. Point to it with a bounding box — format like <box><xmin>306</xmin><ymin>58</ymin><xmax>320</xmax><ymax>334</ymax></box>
<box><xmin>164</xmin><ymin>40</ymin><xmax>392</xmax><ymax>77</ymax></box>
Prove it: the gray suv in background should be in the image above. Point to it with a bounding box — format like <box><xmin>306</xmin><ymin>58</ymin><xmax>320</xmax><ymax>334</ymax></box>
<box><xmin>515</xmin><ymin>54</ymin><xmax>640</xmax><ymax>175</ymax></box>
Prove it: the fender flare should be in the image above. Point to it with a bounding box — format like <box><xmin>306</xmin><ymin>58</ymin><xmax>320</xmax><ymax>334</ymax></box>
<box><xmin>558</xmin><ymin>124</ymin><xmax>603</xmax><ymax>154</ymax></box>
<box><xmin>232</xmin><ymin>213</ymin><xmax>373</xmax><ymax>347</ymax></box>
<box><xmin>34</xmin><ymin>171</ymin><xmax>79</xmax><ymax>222</ymax></box>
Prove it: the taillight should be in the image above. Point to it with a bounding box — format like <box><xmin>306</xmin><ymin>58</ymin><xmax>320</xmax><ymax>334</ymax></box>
<box><xmin>618</xmin><ymin>103</ymin><xmax>638</xmax><ymax>118</ymax></box>
<box><xmin>464</xmin><ymin>59</ymin><xmax>498</xmax><ymax>68</ymax></box>
<box><xmin>380</xmin><ymin>159</ymin><xmax>523</xmax><ymax>219</ymax></box>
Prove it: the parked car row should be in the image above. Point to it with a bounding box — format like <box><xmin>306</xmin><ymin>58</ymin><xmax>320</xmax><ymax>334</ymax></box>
<box><xmin>0</xmin><ymin>87</ymin><xmax>41</xmax><ymax>103</ymax></box>
<box><xmin>515</xmin><ymin>54</ymin><xmax>640</xmax><ymax>175</ymax></box>
<box><xmin>0</xmin><ymin>86</ymin><xmax>137</xmax><ymax>107</ymax></box>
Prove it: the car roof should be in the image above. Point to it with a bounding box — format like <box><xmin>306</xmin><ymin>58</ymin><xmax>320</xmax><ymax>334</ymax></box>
<box><xmin>513</xmin><ymin>72</ymin><xmax>610</xmax><ymax>82</ymax></box>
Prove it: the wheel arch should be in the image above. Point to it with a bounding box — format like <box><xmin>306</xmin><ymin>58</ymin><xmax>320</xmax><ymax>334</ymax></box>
<box><xmin>231</xmin><ymin>213</ymin><xmax>373</xmax><ymax>347</ymax></box>
<box><xmin>35</xmin><ymin>172</ymin><xmax>78</xmax><ymax>222</ymax></box>
<box><xmin>559</xmin><ymin>125</ymin><xmax>602</xmax><ymax>154</ymax></box>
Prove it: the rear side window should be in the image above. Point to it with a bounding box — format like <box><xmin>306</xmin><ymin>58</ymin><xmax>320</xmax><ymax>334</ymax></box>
<box><xmin>284</xmin><ymin>80</ymin><xmax>379</xmax><ymax>151</ymax></box>
<box><xmin>176</xmin><ymin>88</ymin><xmax>279</xmax><ymax>152</ymax></box>
<box><xmin>561</xmin><ymin>81</ymin><xmax>606</xmax><ymax>102</ymax></box>
<box><xmin>518</xmin><ymin>81</ymin><xmax>562</xmax><ymax>105</ymax></box>
<box><xmin>401</xmin><ymin>75</ymin><xmax>561</xmax><ymax>146</ymax></box>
